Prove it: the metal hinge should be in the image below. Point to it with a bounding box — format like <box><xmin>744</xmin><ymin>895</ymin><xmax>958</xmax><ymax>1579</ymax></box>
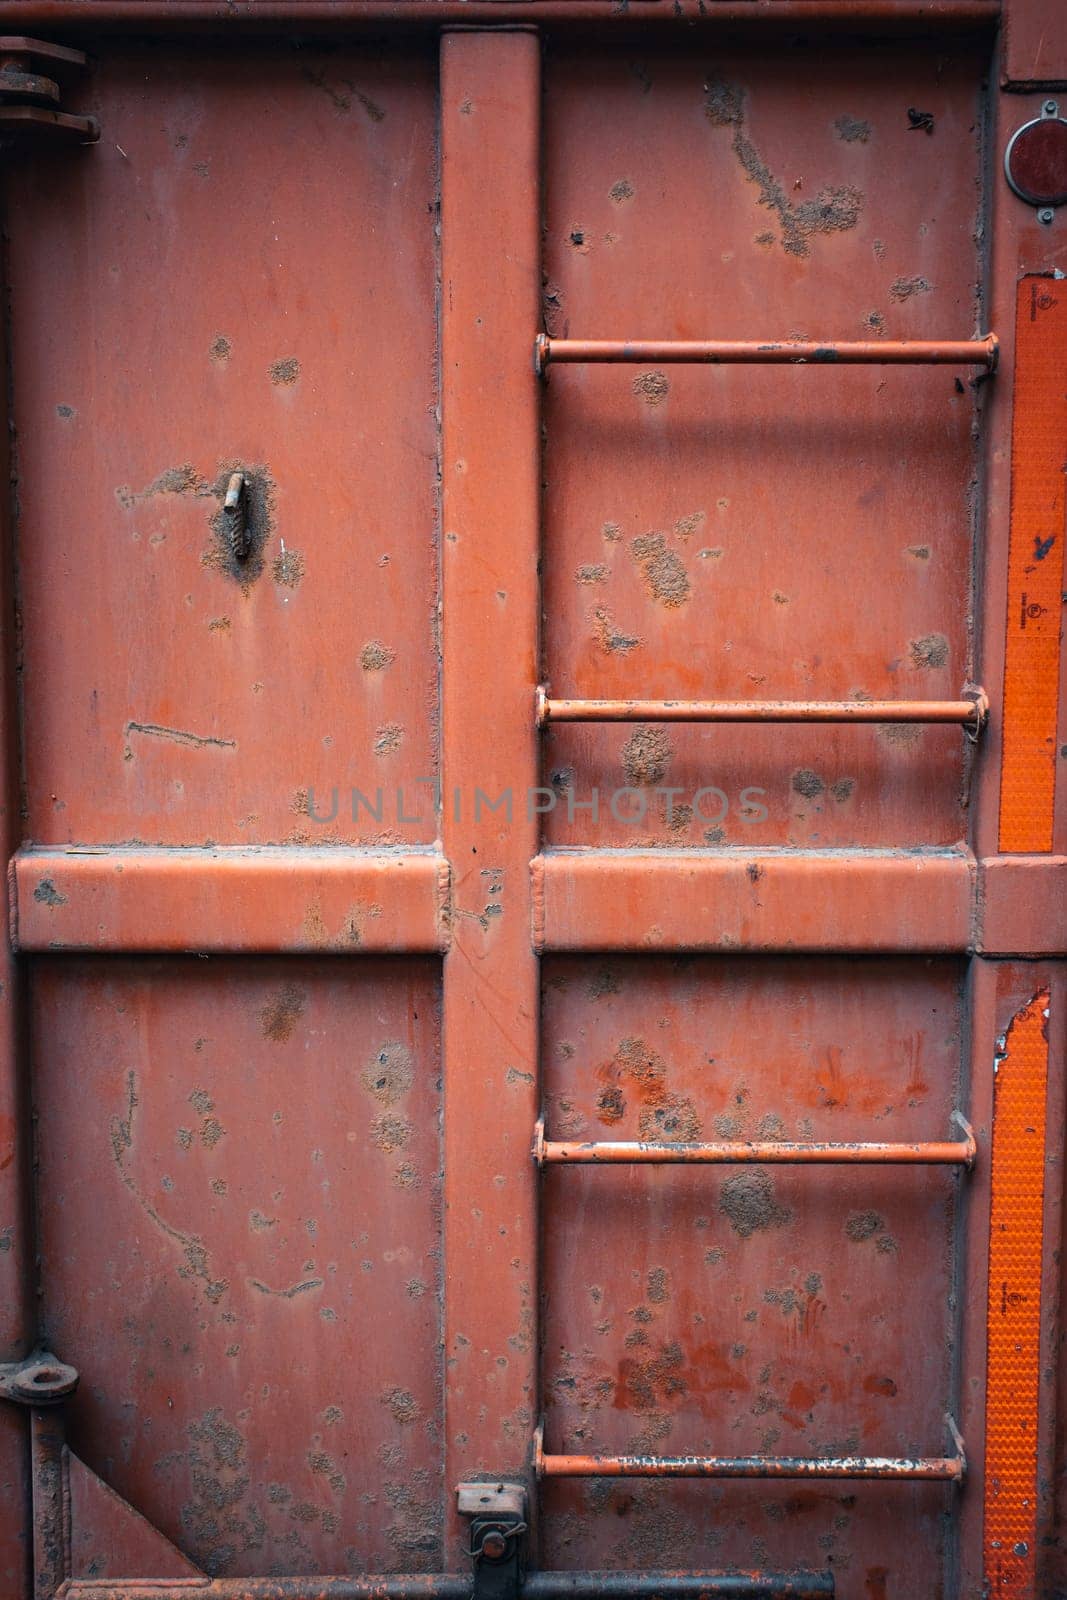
<box><xmin>0</xmin><ymin>37</ymin><xmax>98</xmax><ymax>145</ymax></box>
<box><xmin>0</xmin><ymin>1349</ymin><xmax>79</xmax><ymax>1406</ymax></box>
<box><xmin>457</xmin><ymin>1481</ymin><xmax>528</xmax><ymax>1600</ymax></box>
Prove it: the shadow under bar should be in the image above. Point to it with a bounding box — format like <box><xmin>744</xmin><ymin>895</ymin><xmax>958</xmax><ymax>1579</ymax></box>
<box><xmin>537</xmin><ymin>1132</ymin><xmax>976</xmax><ymax>1168</ymax></box>
<box><xmin>536</xmin><ymin>689</ymin><xmax>988</xmax><ymax>727</ymax></box>
<box><xmin>534</xmin><ymin>333</ymin><xmax>998</xmax><ymax>371</ymax></box>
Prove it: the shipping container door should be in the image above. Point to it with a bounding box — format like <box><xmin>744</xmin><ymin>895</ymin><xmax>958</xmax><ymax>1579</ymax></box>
<box><xmin>0</xmin><ymin>9</ymin><xmax>1064</xmax><ymax>1600</ymax></box>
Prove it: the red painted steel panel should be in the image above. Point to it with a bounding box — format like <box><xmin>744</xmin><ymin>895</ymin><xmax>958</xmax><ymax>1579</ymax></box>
<box><xmin>32</xmin><ymin>957</ymin><xmax>443</xmax><ymax>1578</ymax></box>
<box><xmin>533</xmin><ymin>849</ymin><xmax>975</xmax><ymax>952</ymax></box>
<box><xmin>540</xmin><ymin>957</ymin><xmax>965</xmax><ymax>1590</ymax></box>
<box><xmin>6</xmin><ymin>46</ymin><xmax>440</xmax><ymax>850</ymax></box>
<box><xmin>438</xmin><ymin>29</ymin><xmax>542</xmax><ymax>1554</ymax></box>
<box><xmin>540</xmin><ymin>45</ymin><xmax>985</xmax><ymax>854</ymax></box>
<box><xmin>0</xmin><ymin>14</ymin><xmax>1061</xmax><ymax>1600</ymax></box>
<box><xmin>11</xmin><ymin>847</ymin><xmax>450</xmax><ymax>953</ymax></box>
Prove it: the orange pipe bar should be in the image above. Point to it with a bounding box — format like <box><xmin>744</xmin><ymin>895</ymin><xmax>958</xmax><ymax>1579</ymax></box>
<box><xmin>534</xmin><ymin>332</ymin><xmax>998</xmax><ymax>373</ymax></box>
<box><xmin>536</xmin><ymin>688</ymin><xmax>988</xmax><ymax>728</ymax></box>
<box><xmin>537</xmin><ymin>1451</ymin><xmax>964</xmax><ymax>1480</ymax></box>
<box><xmin>537</xmin><ymin>1133</ymin><xmax>976</xmax><ymax>1169</ymax></box>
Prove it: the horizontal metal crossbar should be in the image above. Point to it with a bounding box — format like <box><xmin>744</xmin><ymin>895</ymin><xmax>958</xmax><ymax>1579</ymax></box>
<box><xmin>62</xmin><ymin>1577</ymin><xmax>834</xmax><ymax>1600</ymax></box>
<box><xmin>536</xmin><ymin>688</ymin><xmax>989</xmax><ymax>730</ymax></box>
<box><xmin>535</xmin><ymin>1419</ymin><xmax>966</xmax><ymax>1484</ymax></box>
<box><xmin>534</xmin><ymin>333</ymin><xmax>999</xmax><ymax>372</ymax></box>
<box><xmin>534</xmin><ymin>1115</ymin><xmax>977</xmax><ymax>1169</ymax></box>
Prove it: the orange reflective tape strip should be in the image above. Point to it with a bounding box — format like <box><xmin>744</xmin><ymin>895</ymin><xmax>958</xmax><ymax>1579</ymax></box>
<box><xmin>984</xmin><ymin>988</ymin><xmax>1051</xmax><ymax>1595</ymax></box>
<box><xmin>999</xmin><ymin>279</ymin><xmax>1067</xmax><ymax>853</ymax></box>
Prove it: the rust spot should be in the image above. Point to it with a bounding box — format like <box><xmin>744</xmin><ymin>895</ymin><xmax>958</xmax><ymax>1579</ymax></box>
<box><xmin>576</xmin><ymin>563</ymin><xmax>608</xmax><ymax>584</ymax></box>
<box><xmin>863</xmin><ymin>1374</ymin><xmax>898</xmax><ymax>1397</ymax></box>
<box><xmin>632</xmin><ymin>371</ymin><xmax>670</xmax><ymax>408</ymax></box>
<box><xmin>631</xmin><ymin>533</ymin><xmax>690</xmax><ymax>607</ymax></box>
<box><xmin>268</xmin><ymin>357</ymin><xmax>300</xmax><ymax>386</ymax></box>
<box><xmin>372</xmin><ymin>1113</ymin><xmax>412</xmax><ymax>1153</ymax></box>
<box><xmin>381</xmin><ymin>1386</ymin><xmax>420</xmax><ymax>1424</ymax></box>
<box><xmin>756</xmin><ymin>1111</ymin><xmax>785</xmax><ymax>1140</ymax></box>
<box><xmin>906</xmin><ymin>544</ymin><xmax>931</xmax><ymax>561</ymax></box>
<box><xmin>617</xmin><ymin>1340</ymin><xmax>688</xmax><ymax>1413</ymax></box>
<box><xmin>200</xmin><ymin>1116</ymin><xmax>226</xmax><ymax>1150</ymax></box>
<box><xmin>260</xmin><ymin>984</ymin><xmax>306</xmax><ymax>1043</ymax></box>
<box><xmin>56</xmin><ymin>402</ymin><xmax>76</xmax><ymax>419</ymax></box>
<box><xmin>182</xmin><ymin>1409</ymin><xmax>262</xmax><ymax>1575</ymax></box>
<box><xmin>890</xmin><ymin>275</ymin><xmax>932</xmax><ymax>301</ymax></box>
<box><xmin>360</xmin><ymin>640</ymin><xmax>395</xmax><ymax>671</ymax></box>
<box><xmin>33</xmin><ymin>879</ymin><xmax>67</xmax><ymax>907</ymax></box>
<box><xmin>542</xmin><ymin>280</ymin><xmax>565</xmax><ymax>336</ymax></box>
<box><xmin>593</xmin><ymin>607</ymin><xmax>640</xmax><ymax>656</ymax></box>
<box><xmin>210</xmin><ymin>334</ymin><xmax>232</xmax><ymax>364</ymax></box>
<box><xmin>374</xmin><ymin>723</ymin><xmax>403</xmax><ymax>755</ymax></box>
<box><xmin>845</xmin><ymin>1209</ymin><xmax>884</xmax><ymax>1241</ymax></box>
<box><xmin>361</xmin><ymin>1041</ymin><xmax>414</xmax><ymax>1106</ymax></box>
<box><xmin>207</xmin><ymin>615</ymin><xmax>231</xmax><ymax>632</ymax></box>
<box><xmin>830</xmin><ymin>776</ymin><xmax>856</xmax><ymax>802</ymax></box>
<box><xmin>272</xmin><ymin>546</ymin><xmax>305</xmax><ymax>588</ymax></box>
<box><xmin>638</xmin><ymin>1094</ymin><xmax>701</xmax><ymax>1142</ymax></box>
<box><xmin>792</xmin><ymin>769</ymin><xmax>824</xmax><ymax>799</ymax></box>
<box><xmin>602</xmin><ymin>521</ymin><xmax>622</xmax><ymax>542</ymax></box>
<box><xmin>610</xmin><ymin>178</ymin><xmax>635</xmax><ymax>202</ymax></box>
<box><xmin>835</xmin><ymin>115</ymin><xmax>871</xmax><ymax>143</ymax></box>
<box><xmin>621</xmin><ymin>726</ymin><xmax>672</xmax><ymax>786</ymax></box>
<box><xmin>909</xmin><ymin>632</ymin><xmax>949</xmax><ymax>669</ymax></box>
<box><xmin>596</xmin><ymin>1085</ymin><xmax>626</xmax><ymax>1123</ymax></box>
<box><xmin>879</xmin><ymin>722</ymin><xmax>924</xmax><ymax>745</ymax></box>
<box><xmin>719</xmin><ymin>1169</ymin><xmax>792</xmax><ymax>1238</ymax></box>
<box><xmin>674</xmin><ymin>511</ymin><xmax>706</xmax><ymax>538</ymax></box>
<box><xmin>647</xmin><ymin>1267</ymin><xmax>670</xmax><ymax>1303</ymax></box>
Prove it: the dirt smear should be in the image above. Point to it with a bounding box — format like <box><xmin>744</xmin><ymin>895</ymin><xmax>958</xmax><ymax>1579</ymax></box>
<box><xmin>705</xmin><ymin>77</ymin><xmax>863</xmax><ymax>258</ymax></box>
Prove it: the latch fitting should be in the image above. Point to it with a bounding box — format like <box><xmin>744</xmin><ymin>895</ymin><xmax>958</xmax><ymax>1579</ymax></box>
<box><xmin>457</xmin><ymin>1481</ymin><xmax>527</xmax><ymax>1600</ymax></box>
<box><xmin>0</xmin><ymin>1349</ymin><xmax>79</xmax><ymax>1406</ymax></box>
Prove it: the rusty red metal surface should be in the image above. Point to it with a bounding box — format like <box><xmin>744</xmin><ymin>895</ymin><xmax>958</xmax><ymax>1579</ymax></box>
<box><xmin>0</xmin><ymin>7</ymin><xmax>1063</xmax><ymax>1600</ymax></box>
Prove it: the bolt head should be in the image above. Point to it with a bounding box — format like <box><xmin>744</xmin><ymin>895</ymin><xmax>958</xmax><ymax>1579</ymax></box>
<box><xmin>1039</xmin><ymin>206</ymin><xmax>1056</xmax><ymax>224</ymax></box>
<box><xmin>481</xmin><ymin>1530</ymin><xmax>509</xmax><ymax>1560</ymax></box>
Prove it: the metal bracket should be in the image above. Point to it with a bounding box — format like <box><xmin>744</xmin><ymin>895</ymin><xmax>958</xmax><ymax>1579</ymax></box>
<box><xmin>0</xmin><ymin>1349</ymin><xmax>79</xmax><ymax>1407</ymax></box>
<box><xmin>457</xmin><ymin>1482</ymin><xmax>528</xmax><ymax>1600</ymax></box>
<box><xmin>0</xmin><ymin>37</ymin><xmax>98</xmax><ymax>145</ymax></box>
